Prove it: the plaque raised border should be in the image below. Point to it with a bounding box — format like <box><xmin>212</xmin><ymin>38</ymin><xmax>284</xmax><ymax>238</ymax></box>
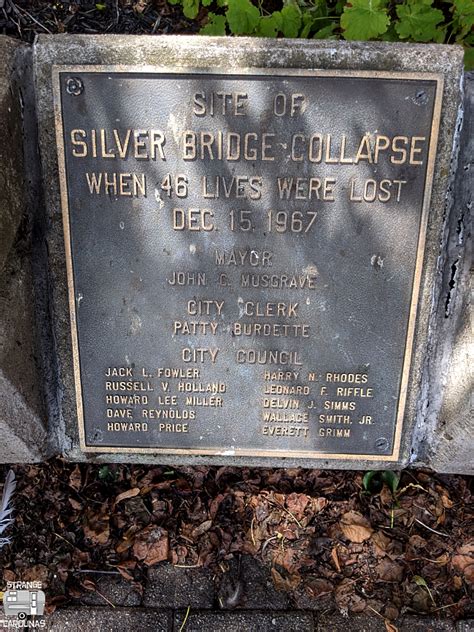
<box><xmin>52</xmin><ymin>65</ymin><xmax>443</xmax><ymax>461</ymax></box>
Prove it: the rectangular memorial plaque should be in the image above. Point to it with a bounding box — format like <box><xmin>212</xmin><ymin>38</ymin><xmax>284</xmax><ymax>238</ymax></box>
<box><xmin>53</xmin><ymin>66</ymin><xmax>442</xmax><ymax>460</ymax></box>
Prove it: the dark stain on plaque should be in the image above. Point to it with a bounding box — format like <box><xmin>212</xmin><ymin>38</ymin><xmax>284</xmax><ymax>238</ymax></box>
<box><xmin>54</xmin><ymin>69</ymin><xmax>440</xmax><ymax>458</ymax></box>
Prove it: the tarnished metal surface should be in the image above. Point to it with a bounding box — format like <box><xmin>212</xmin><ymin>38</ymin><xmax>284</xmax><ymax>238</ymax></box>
<box><xmin>54</xmin><ymin>67</ymin><xmax>442</xmax><ymax>459</ymax></box>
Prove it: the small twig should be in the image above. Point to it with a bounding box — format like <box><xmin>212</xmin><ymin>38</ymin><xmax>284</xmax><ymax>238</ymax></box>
<box><xmin>75</xmin><ymin>570</ymin><xmax>121</xmax><ymax>575</ymax></box>
<box><xmin>261</xmin><ymin>535</ymin><xmax>278</xmax><ymax>556</ymax></box>
<box><xmin>250</xmin><ymin>516</ymin><xmax>256</xmax><ymax>547</ymax></box>
<box><xmin>94</xmin><ymin>589</ymin><xmax>116</xmax><ymax>608</ymax></box>
<box><xmin>263</xmin><ymin>494</ymin><xmax>303</xmax><ymax>528</ymax></box>
<box><xmin>53</xmin><ymin>533</ymin><xmax>75</xmax><ymax>548</ymax></box>
<box><xmin>14</xmin><ymin>4</ymin><xmax>52</xmax><ymax>33</ymax></box>
<box><xmin>414</xmin><ymin>518</ymin><xmax>450</xmax><ymax>538</ymax></box>
<box><xmin>431</xmin><ymin>600</ymin><xmax>464</xmax><ymax>612</ymax></box>
<box><xmin>178</xmin><ymin>606</ymin><xmax>190</xmax><ymax>632</ymax></box>
<box><xmin>366</xmin><ymin>605</ymin><xmax>385</xmax><ymax>620</ymax></box>
<box><xmin>173</xmin><ymin>564</ymin><xmax>201</xmax><ymax>569</ymax></box>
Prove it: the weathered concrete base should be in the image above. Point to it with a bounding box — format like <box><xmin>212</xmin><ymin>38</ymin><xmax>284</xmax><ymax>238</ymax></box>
<box><xmin>0</xmin><ymin>36</ymin><xmax>49</xmax><ymax>463</ymax></box>
<box><xmin>416</xmin><ymin>73</ymin><xmax>473</xmax><ymax>474</ymax></box>
<box><xmin>33</xmin><ymin>36</ymin><xmax>468</xmax><ymax>471</ymax></box>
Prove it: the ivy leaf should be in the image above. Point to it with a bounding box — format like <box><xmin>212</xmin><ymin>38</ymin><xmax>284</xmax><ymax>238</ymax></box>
<box><xmin>258</xmin><ymin>12</ymin><xmax>283</xmax><ymax>36</ymax></box>
<box><xmin>200</xmin><ymin>12</ymin><xmax>227</xmax><ymax>34</ymax></box>
<box><xmin>183</xmin><ymin>0</ymin><xmax>200</xmax><ymax>19</ymax></box>
<box><xmin>395</xmin><ymin>0</ymin><xmax>445</xmax><ymax>43</ymax></box>
<box><xmin>341</xmin><ymin>0</ymin><xmax>390</xmax><ymax>40</ymax></box>
<box><xmin>281</xmin><ymin>4</ymin><xmax>302</xmax><ymax>37</ymax></box>
<box><xmin>226</xmin><ymin>0</ymin><xmax>260</xmax><ymax>34</ymax></box>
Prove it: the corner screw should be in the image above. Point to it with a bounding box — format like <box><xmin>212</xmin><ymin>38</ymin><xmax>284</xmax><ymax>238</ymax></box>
<box><xmin>375</xmin><ymin>437</ymin><xmax>389</xmax><ymax>451</ymax></box>
<box><xmin>66</xmin><ymin>77</ymin><xmax>84</xmax><ymax>96</ymax></box>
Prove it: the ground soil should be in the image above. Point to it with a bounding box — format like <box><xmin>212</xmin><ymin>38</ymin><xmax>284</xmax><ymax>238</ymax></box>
<box><xmin>0</xmin><ymin>461</ymin><xmax>473</xmax><ymax>623</ymax></box>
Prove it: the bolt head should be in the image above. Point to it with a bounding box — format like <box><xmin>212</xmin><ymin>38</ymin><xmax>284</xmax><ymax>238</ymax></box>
<box><xmin>66</xmin><ymin>77</ymin><xmax>84</xmax><ymax>96</ymax></box>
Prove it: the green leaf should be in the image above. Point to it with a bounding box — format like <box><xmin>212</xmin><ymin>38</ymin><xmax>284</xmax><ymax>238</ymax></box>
<box><xmin>281</xmin><ymin>4</ymin><xmax>302</xmax><ymax>37</ymax></box>
<box><xmin>226</xmin><ymin>0</ymin><xmax>260</xmax><ymax>34</ymax></box>
<box><xmin>313</xmin><ymin>22</ymin><xmax>338</xmax><ymax>39</ymax></box>
<box><xmin>452</xmin><ymin>0</ymin><xmax>474</xmax><ymax>40</ymax></box>
<box><xmin>395</xmin><ymin>0</ymin><xmax>445</xmax><ymax>43</ymax></box>
<box><xmin>464</xmin><ymin>47</ymin><xmax>474</xmax><ymax>71</ymax></box>
<box><xmin>202</xmin><ymin>0</ymin><xmax>213</xmax><ymax>6</ymax></box>
<box><xmin>362</xmin><ymin>471</ymin><xmax>383</xmax><ymax>494</ymax></box>
<box><xmin>453</xmin><ymin>0</ymin><xmax>474</xmax><ymax>29</ymax></box>
<box><xmin>381</xmin><ymin>471</ymin><xmax>400</xmax><ymax>494</ymax></box>
<box><xmin>183</xmin><ymin>0</ymin><xmax>200</xmax><ymax>18</ymax></box>
<box><xmin>341</xmin><ymin>0</ymin><xmax>390</xmax><ymax>40</ymax></box>
<box><xmin>258</xmin><ymin>12</ymin><xmax>283</xmax><ymax>36</ymax></box>
<box><xmin>200</xmin><ymin>12</ymin><xmax>227</xmax><ymax>34</ymax></box>
<box><xmin>95</xmin><ymin>2</ymin><xmax>106</xmax><ymax>9</ymax></box>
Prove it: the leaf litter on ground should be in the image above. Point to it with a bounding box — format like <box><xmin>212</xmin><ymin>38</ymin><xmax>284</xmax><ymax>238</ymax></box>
<box><xmin>0</xmin><ymin>460</ymin><xmax>472</xmax><ymax>620</ymax></box>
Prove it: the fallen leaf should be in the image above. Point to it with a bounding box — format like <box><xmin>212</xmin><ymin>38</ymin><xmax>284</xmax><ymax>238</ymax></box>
<box><xmin>286</xmin><ymin>493</ymin><xmax>309</xmax><ymax>519</ymax></box>
<box><xmin>115</xmin><ymin>487</ymin><xmax>140</xmax><ymax>504</ymax></box>
<box><xmin>133</xmin><ymin>526</ymin><xmax>169</xmax><ymax>566</ymax></box>
<box><xmin>271</xmin><ymin>566</ymin><xmax>301</xmax><ymax>591</ymax></box>
<box><xmin>375</xmin><ymin>559</ymin><xmax>404</xmax><ymax>582</ymax></box>
<box><xmin>340</xmin><ymin>511</ymin><xmax>373</xmax><ymax>543</ymax></box>
<box><xmin>68</xmin><ymin>497</ymin><xmax>82</xmax><ymax>511</ymax></box>
<box><xmin>385</xmin><ymin>620</ymin><xmax>398</xmax><ymax>632</ymax></box>
<box><xmin>331</xmin><ymin>546</ymin><xmax>342</xmax><ymax>572</ymax></box>
<box><xmin>69</xmin><ymin>465</ymin><xmax>82</xmax><ymax>492</ymax></box>
<box><xmin>22</xmin><ymin>565</ymin><xmax>49</xmax><ymax>585</ymax></box>
<box><xmin>83</xmin><ymin>507</ymin><xmax>110</xmax><ymax>545</ymax></box>
<box><xmin>306</xmin><ymin>578</ymin><xmax>334</xmax><ymax>598</ymax></box>
<box><xmin>192</xmin><ymin>519</ymin><xmax>213</xmax><ymax>538</ymax></box>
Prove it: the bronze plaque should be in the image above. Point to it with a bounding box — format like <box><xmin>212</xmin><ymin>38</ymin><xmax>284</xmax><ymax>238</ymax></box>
<box><xmin>54</xmin><ymin>67</ymin><xmax>442</xmax><ymax>460</ymax></box>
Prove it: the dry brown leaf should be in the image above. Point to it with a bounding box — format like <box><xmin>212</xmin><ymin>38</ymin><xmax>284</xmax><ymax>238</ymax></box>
<box><xmin>306</xmin><ymin>578</ymin><xmax>334</xmax><ymax>598</ymax></box>
<box><xmin>385</xmin><ymin>620</ymin><xmax>399</xmax><ymax>632</ymax></box>
<box><xmin>192</xmin><ymin>519</ymin><xmax>213</xmax><ymax>539</ymax></box>
<box><xmin>372</xmin><ymin>531</ymin><xmax>393</xmax><ymax>556</ymax></box>
<box><xmin>286</xmin><ymin>493</ymin><xmax>309</xmax><ymax>519</ymax></box>
<box><xmin>375</xmin><ymin>559</ymin><xmax>404</xmax><ymax>582</ymax></box>
<box><xmin>271</xmin><ymin>567</ymin><xmax>301</xmax><ymax>592</ymax></box>
<box><xmin>68</xmin><ymin>465</ymin><xmax>82</xmax><ymax>492</ymax></box>
<box><xmin>115</xmin><ymin>487</ymin><xmax>140</xmax><ymax>504</ymax></box>
<box><xmin>22</xmin><ymin>565</ymin><xmax>49</xmax><ymax>585</ymax></box>
<box><xmin>83</xmin><ymin>507</ymin><xmax>110</xmax><ymax>546</ymax></box>
<box><xmin>331</xmin><ymin>546</ymin><xmax>342</xmax><ymax>572</ymax></box>
<box><xmin>340</xmin><ymin>511</ymin><xmax>373</xmax><ymax>543</ymax></box>
<box><xmin>133</xmin><ymin>526</ymin><xmax>169</xmax><ymax>566</ymax></box>
<box><xmin>68</xmin><ymin>497</ymin><xmax>82</xmax><ymax>511</ymax></box>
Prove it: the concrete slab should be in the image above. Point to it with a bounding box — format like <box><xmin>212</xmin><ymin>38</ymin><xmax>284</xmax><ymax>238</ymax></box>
<box><xmin>45</xmin><ymin>607</ymin><xmax>171</xmax><ymax>631</ymax></box>
<box><xmin>144</xmin><ymin>564</ymin><xmax>215</xmax><ymax>609</ymax></box>
<box><xmin>173</xmin><ymin>610</ymin><xmax>314</xmax><ymax>631</ymax></box>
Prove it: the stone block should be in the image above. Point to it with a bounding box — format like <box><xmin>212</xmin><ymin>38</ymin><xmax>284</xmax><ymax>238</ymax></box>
<box><xmin>173</xmin><ymin>610</ymin><xmax>314</xmax><ymax>632</ymax></box>
<box><xmin>33</xmin><ymin>36</ymin><xmax>466</xmax><ymax>470</ymax></box>
<box><xmin>45</xmin><ymin>606</ymin><xmax>172</xmax><ymax>631</ymax></box>
<box><xmin>0</xmin><ymin>36</ymin><xmax>49</xmax><ymax>463</ymax></box>
<box><xmin>418</xmin><ymin>73</ymin><xmax>473</xmax><ymax>474</ymax></box>
<box><xmin>144</xmin><ymin>564</ymin><xmax>215</xmax><ymax>609</ymax></box>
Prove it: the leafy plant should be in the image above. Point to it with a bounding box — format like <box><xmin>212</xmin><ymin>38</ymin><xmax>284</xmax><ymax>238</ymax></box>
<box><xmin>363</xmin><ymin>470</ymin><xmax>400</xmax><ymax>495</ymax></box>
<box><xmin>170</xmin><ymin>0</ymin><xmax>473</xmax><ymax>69</ymax></box>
